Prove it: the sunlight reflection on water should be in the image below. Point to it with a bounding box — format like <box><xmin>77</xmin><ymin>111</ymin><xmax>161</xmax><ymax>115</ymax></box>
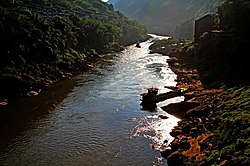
<box><xmin>0</xmin><ymin>35</ymin><xmax>182</xmax><ymax>166</ymax></box>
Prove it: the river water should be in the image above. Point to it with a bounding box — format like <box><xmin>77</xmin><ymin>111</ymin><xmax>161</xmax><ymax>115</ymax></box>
<box><xmin>0</xmin><ymin>35</ymin><xmax>184</xmax><ymax>166</ymax></box>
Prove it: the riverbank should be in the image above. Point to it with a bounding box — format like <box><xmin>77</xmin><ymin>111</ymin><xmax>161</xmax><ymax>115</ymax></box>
<box><xmin>149</xmin><ymin>39</ymin><xmax>250</xmax><ymax>165</ymax></box>
<box><xmin>0</xmin><ymin>54</ymin><xmax>97</xmax><ymax>106</ymax></box>
<box><xmin>0</xmin><ymin>36</ymin><xmax>182</xmax><ymax>166</ymax></box>
<box><xmin>0</xmin><ymin>1</ymin><xmax>150</xmax><ymax>106</ymax></box>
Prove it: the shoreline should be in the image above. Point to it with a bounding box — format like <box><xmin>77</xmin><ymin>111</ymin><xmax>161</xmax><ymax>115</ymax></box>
<box><xmin>0</xmin><ymin>38</ymin><xmax>150</xmax><ymax>107</ymax></box>
<box><xmin>149</xmin><ymin>39</ymin><xmax>249</xmax><ymax>165</ymax></box>
<box><xmin>0</xmin><ymin>59</ymin><xmax>95</xmax><ymax>107</ymax></box>
<box><xmin>0</xmin><ymin>52</ymin><xmax>114</xmax><ymax>107</ymax></box>
<box><xmin>161</xmin><ymin>49</ymin><xmax>224</xmax><ymax>165</ymax></box>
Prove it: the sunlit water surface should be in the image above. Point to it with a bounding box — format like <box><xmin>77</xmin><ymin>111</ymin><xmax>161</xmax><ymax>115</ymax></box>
<box><xmin>0</xmin><ymin>35</ymin><xmax>184</xmax><ymax>166</ymax></box>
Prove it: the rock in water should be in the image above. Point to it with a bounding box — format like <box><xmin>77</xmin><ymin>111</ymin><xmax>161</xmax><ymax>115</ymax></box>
<box><xmin>0</xmin><ymin>99</ymin><xmax>8</xmax><ymax>106</ymax></box>
<box><xmin>27</xmin><ymin>91</ymin><xmax>39</xmax><ymax>96</ymax></box>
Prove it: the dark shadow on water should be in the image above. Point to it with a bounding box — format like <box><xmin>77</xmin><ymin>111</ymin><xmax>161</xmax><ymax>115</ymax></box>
<box><xmin>0</xmin><ymin>78</ymin><xmax>77</xmax><ymax>153</ymax></box>
<box><xmin>141</xmin><ymin>104</ymin><xmax>157</xmax><ymax>112</ymax></box>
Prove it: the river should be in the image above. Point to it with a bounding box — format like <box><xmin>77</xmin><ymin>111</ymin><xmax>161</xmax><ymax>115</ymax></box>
<box><xmin>0</xmin><ymin>34</ymin><xmax>184</xmax><ymax>166</ymax></box>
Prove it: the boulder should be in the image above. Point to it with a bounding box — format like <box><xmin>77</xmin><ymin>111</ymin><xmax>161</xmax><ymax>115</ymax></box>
<box><xmin>160</xmin><ymin>148</ymin><xmax>172</xmax><ymax>158</ymax></box>
<box><xmin>156</xmin><ymin>90</ymin><xmax>184</xmax><ymax>103</ymax></box>
<box><xmin>170</xmin><ymin>129</ymin><xmax>182</xmax><ymax>137</ymax></box>
<box><xmin>179</xmin><ymin>140</ymin><xmax>191</xmax><ymax>150</ymax></box>
<box><xmin>219</xmin><ymin>160</ymin><xmax>229</xmax><ymax>166</ymax></box>
<box><xmin>0</xmin><ymin>99</ymin><xmax>8</xmax><ymax>106</ymax></box>
<box><xmin>181</xmin><ymin>123</ymin><xmax>192</xmax><ymax>135</ymax></box>
<box><xmin>159</xmin><ymin>115</ymin><xmax>169</xmax><ymax>119</ymax></box>
<box><xmin>186</xmin><ymin>105</ymin><xmax>211</xmax><ymax>118</ymax></box>
<box><xmin>170</xmin><ymin>141</ymin><xmax>181</xmax><ymax>151</ymax></box>
<box><xmin>27</xmin><ymin>91</ymin><xmax>39</xmax><ymax>96</ymax></box>
<box><xmin>167</xmin><ymin>151</ymin><xmax>185</xmax><ymax>166</ymax></box>
<box><xmin>161</xmin><ymin>101</ymin><xmax>200</xmax><ymax>118</ymax></box>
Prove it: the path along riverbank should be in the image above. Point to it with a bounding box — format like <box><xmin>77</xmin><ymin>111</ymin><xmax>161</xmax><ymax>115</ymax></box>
<box><xmin>149</xmin><ymin>39</ymin><xmax>250</xmax><ymax>165</ymax></box>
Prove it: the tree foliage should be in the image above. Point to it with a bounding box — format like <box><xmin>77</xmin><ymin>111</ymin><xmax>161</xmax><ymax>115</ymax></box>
<box><xmin>0</xmin><ymin>0</ymin><xmax>148</xmax><ymax>98</ymax></box>
<box><xmin>0</xmin><ymin>0</ymin><xmax>148</xmax><ymax>68</ymax></box>
<box><xmin>218</xmin><ymin>0</ymin><xmax>250</xmax><ymax>38</ymax></box>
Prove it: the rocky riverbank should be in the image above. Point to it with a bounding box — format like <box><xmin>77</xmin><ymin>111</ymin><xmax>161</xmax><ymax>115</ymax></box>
<box><xmin>0</xmin><ymin>54</ymin><xmax>104</xmax><ymax>107</ymax></box>
<box><xmin>150</xmin><ymin>39</ymin><xmax>250</xmax><ymax>165</ymax></box>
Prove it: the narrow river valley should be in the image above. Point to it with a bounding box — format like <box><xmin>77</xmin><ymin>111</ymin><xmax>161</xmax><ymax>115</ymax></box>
<box><xmin>0</xmin><ymin>35</ymin><xmax>184</xmax><ymax>166</ymax></box>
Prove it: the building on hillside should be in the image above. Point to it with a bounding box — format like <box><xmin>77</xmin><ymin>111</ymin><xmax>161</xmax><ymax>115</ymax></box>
<box><xmin>194</xmin><ymin>14</ymin><xmax>214</xmax><ymax>43</ymax></box>
<box><xmin>0</xmin><ymin>2</ymin><xmax>105</xmax><ymax>20</ymax></box>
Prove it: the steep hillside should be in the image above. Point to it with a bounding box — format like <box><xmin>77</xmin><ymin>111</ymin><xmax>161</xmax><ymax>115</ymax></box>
<box><xmin>0</xmin><ymin>0</ymin><xmax>148</xmax><ymax>101</ymax></box>
<box><xmin>108</xmin><ymin>0</ymin><xmax>222</xmax><ymax>38</ymax></box>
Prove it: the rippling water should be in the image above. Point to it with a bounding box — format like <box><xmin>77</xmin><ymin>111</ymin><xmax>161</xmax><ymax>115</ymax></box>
<box><xmin>0</xmin><ymin>35</ymin><xmax>183</xmax><ymax>166</ymax></box>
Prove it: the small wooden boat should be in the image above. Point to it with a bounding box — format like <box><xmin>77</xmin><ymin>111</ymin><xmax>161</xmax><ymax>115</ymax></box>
<box><xmin>140</xmin><ymin>87</ymin><xmax>184</xmax><ymax>110</ymax></box>
<box><xmin>140</xmin><ymin>87</ymin><xmax>158</xmax><ymax>110</ymax></box>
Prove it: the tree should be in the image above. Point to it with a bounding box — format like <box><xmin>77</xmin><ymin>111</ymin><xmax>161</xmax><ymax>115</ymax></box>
<box><xmin>219</xmin><ymin>0</ymin><xmax>250</xmax><ymax>38</ymax></box>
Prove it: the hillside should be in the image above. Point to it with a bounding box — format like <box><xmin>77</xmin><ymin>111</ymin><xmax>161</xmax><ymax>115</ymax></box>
<box><xmin>0</xmin><ymin>0</ymin><xmax>149</xmax><ymax>103</ymax></box>
<box><xmin>108</xmin><ymin>0</ymin><xmax>223</xmax><ymax>38</ymax></box>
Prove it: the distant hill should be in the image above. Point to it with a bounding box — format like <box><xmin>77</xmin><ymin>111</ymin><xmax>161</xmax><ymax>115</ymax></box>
<box><xmin>108</xmin><ymin>0</ymin><xmax>223</xmax><ymax>38</ymax></box>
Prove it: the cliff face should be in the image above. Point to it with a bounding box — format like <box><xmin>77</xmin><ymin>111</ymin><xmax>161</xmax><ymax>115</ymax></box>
<box><xmin>108</xmin><ymin>0</ymin><xmax>222</xmax><ymax>38</ymax></box>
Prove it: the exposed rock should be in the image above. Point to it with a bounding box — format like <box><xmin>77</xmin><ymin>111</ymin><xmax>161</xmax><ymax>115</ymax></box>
<box><xmin>27</xmin><ymin>91</ymin><xmax>39</xmax><ymax>96</ymax></box>
<box><xmin>164</xmin><ymin>86</ymin><xmax>179</xmax><ymax>90</ymax></box>
<box><xmin>158</xmin><ymin>115</ymin><xmax>169</xmax><ymax>119</ymax></box>
<box><xmin>161</xmin><ymin>101</ymin><xmax>200</xmax><ymax>118</ymax></box>
<box><xmin>0</xmin><ymin>99</ymin><xmax>8</xmax><ymax>106</ymax></box>
<box><xmin>219</xmin><ymin>160</ymin><xmax>229</xmax><ymax>166</ymax></box>
<box><xmin>150</xmin><ymin>38</ymin><xmax>234</xmax><ymax>165</ymax></box>
<box><xmin>184</xmin><ymin>93</ymin><xmax>195</xmax><ymax>101</ymax></box>
<box><xmin>179</xmin><ymin>139</ymin><xmax>191</xmax><ymax>150</ymax></box>
<box><xmin>167</xmin><ymin>151</ymin><xmax>185</xmax><ymax>166</ymax></box>
<box><xmin>170</xmin><ymin>129</ymin><xmax>182</xmax><ymax>137</ymax></box>
<box><xmin>160</xmin><ymin>148</ymin><xmax>172</xmax><ymax>158</ymax></box>
<box><xmin>22</xmin><ymin>73</ymin><xmax>36</xmax><ymax>82</ymax></box>
<box><xmin>86</xmin><ymin>64</ymin><xmax>94</xmax><ymax>68</ymax></box>
<box><xmin>66</xmin><ymin>73</ymin><xmax>73</xmax><ymax>77</ymax></box>
<box><xmin>170</xmin><ymin>140</ymin><xmax>180</xmax><ymax>151</ymax></box>
<box><xmin>156</xmin><ymin>90</ymin><xmax>184</xmax><ymax>103</ymax></box>
<box><xmin>186</xmin><ymin>105</ymin><xmax>211</xmax><ymax>118</ymax></box>
<box><xmin>181</xmin><ymin>123</ymin><xmax>192</xmax><ymax>135</ymax></box>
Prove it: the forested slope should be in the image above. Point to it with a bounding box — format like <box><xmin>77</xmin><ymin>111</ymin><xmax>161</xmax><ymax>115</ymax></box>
<box><xmin>109</xmin><ymin>0</ymin><xmax>223</xmax><ymax>38</ymax></box>
<box><xmin>0</xmin><ymin>0</ymin><xmax>148</xmax><ymax>102</ymax></box>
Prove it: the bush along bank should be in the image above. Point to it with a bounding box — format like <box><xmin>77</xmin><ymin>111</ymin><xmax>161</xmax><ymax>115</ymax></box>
<box><xmin>149</xmin><ymin>38</ymin><xmax>250</xmax><ymax>165</ymax></box>
<box><xmin>0</xmin><ymin>1</ymin><xmax>149</xmax><ymax>105</ymax></box>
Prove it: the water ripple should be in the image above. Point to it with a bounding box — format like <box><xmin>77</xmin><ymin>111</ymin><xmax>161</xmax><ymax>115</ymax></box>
<box><xmin>0</xmin><ymin>35</ymin><xmax>181</xmax><ymax>166</ymax></box>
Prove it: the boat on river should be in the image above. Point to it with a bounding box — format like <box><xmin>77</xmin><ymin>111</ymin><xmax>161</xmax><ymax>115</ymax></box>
<box><xmin>140</xmin><ymin>87</ymin><xmax>158</xmax><ymax>110</ymax></box>
<box><xmin>140</xmin><ymin>87</ymin><xmax>184</xmax><ymax>110</ymax></box>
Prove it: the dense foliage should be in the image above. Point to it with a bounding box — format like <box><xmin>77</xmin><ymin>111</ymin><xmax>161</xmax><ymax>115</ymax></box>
<box><xmin>0</xmin><ymin>0</ymin><xmax>148</xmax><ymax>99</ymax></box>
<box><xmin>206</xmin><ymin>87</ymin><xmax>250</xmax><ymax>165</ymax></box>
<box><xmin>218</xmin><ymin>0</ymin><xmax>250</xmax><ymax>38</ymax></box>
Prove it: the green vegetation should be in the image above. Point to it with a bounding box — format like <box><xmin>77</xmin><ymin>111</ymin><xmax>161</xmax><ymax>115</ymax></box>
<box><xmin>149</xmin><ymin>1</ymin><xmax>250</xmax><ymax>165</ymax></box>
<box><xmin>186</xmin><ymin>1</ymin><xmax>250</xmax><ymax>165</ymax></box>
<box><xmin>0</xmin><ymin>0</ymin><xmax>149</xmax><ymax>99</ymax></box>
<box><xmin>218</xmin><ymin>0</ymin><xmax>250</xmax><ymax>39</ymax></box>
<box><xmin>207</xmin><ymin>87</ymin><xmax>250</xmax><ymax>165</ymax></box>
